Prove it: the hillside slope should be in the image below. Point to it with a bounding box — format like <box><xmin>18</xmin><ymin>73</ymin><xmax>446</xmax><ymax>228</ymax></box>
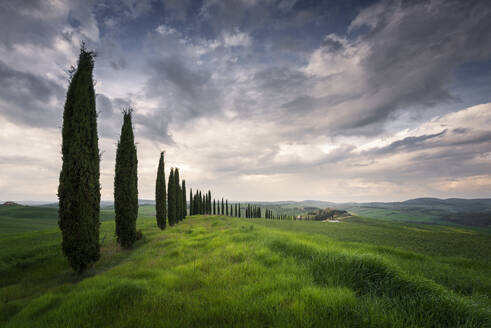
<box><xmin>1</xmin><ymin>215</ymin><xmax>490</xmax><ymax>327</ymax></box>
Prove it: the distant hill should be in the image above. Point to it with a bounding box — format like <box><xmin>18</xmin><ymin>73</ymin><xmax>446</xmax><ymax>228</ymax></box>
<box><xmin>2</xmin><ymin>198</ymin><xmax>490</xmax><ymax>232</ymax></box>
<box><xmin>248</xmin><ymin>198</ymin><xmax>491</xmax><ymax>227</ymax></box>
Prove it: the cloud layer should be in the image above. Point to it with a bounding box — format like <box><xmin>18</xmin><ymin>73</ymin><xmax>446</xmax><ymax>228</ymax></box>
<box><xmin>0</xmin><ymin>0</ymin><xmax>490</xmax><ymax>201</ymax></box>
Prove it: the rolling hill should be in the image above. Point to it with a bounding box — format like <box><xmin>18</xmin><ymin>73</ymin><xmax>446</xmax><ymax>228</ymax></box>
<box><xmin>1</xmin><ymin>214</ymin><xmax>490</xmax><ymax>327</ymax></box>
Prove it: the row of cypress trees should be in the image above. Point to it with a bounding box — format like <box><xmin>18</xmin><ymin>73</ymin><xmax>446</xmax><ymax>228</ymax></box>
<box><xmin>155</xmin><ymin>151</ymin><xmax>187</xmax><ymax>229</ymax></box>
<box><xmin>58</xmin><ymin>46</ymin><xmax>189</xmax><ymax>273</ymax></box>
<box><xmin>245</xmin><ymin>204</ymin><xmax>261</xmax><ymax>218</ymax></box>
<box><xmin>189</xmin><ymin>189</ymin><xmax>212</xmax><ymax>215</ymax></box>
<box><xmin>58</xmin><ymin>46</ymin><xmax>291</xmax><ymax>273</ymax></box>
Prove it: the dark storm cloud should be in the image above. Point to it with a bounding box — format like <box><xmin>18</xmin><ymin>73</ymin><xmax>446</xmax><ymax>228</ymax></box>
<box><xmin>133</xmin><ymin>112</ymin><xmax>174</xmax><ymax>144</ymax></box>
<box><xmin>342</xmin><ymin>0</ymin><xmax>491</xmax><ymax>129</ymax></box>
<box><xmin>145</xmin><ymin>55</ymin><xmax>221</xmax><ymax>122</ymax></box>
<box><xmin>262</xmin><ymin>0</ymin><xmax>491</xmax><ymax>138</ymax></box>
<box><xmin>0</xmin><ymin>1</ymin><xmax>59</xmax><ymax>48</ymax></box>
<box><xmin>368</xmin><ymin>130</ymin><xmax>447</xmax><ymax>155</ymax></box>
<box><xmin>96</xmin><ymin>93</ymin><xmax>173</xmax><ymax>143</ymax></box>
<box><xmin>96</xmin><ymin>93</ymin><xmax>129</xmax><ymax>139</ymax></box>
<box><xmin>0</xmin><ymin>60</ymin><xmax>64</xmax><ymax>127</ymax></box>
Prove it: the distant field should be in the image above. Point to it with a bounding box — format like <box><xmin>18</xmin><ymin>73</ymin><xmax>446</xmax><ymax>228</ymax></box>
<box><xmin>0</xmin><ymin>205</ymin><xmax>156</xmax><ymax>233</ymax></box>
<box><xmin>342</xmin><ymin>206</ymin><xmax>443</xmax><ymax>224</ymax></box>
<box><xmin>1</xmin><ymin>214</ymin><xmax>490</xmax><ymax>327</ymax></box>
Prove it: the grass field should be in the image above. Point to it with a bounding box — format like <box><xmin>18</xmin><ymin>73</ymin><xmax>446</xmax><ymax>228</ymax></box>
<box><xmin>0</xmin><ymin>205</ymin><xmax>156</xmax><ymax>233</ymax></box>
<box><xmin>1</xmin><ymin>213</ymin><xmax>490</xmax><ymax>327</ymax></box>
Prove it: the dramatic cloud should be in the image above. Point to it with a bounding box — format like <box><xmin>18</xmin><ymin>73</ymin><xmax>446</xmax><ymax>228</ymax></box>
<box><xmin>0</xmin><ymin>0</ymin><xmax>490</xmax><ymax>202</ymax></box>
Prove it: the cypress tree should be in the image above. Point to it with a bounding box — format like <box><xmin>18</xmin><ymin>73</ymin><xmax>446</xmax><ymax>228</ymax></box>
<box><xmin>204</xmin><ymin>193</ymin><xmax>208</xmax><ymax>214</ymax></box>
<box><xmin>114</xmin><ymin>109</ymin><xmax>138</xmax><ymax>248</ymax></box>
<box><xmin>198</xmin><ymin>191</ymin><xmax>202</xmax><ymax>214</ymax></box>
<box><xmin>194</xmin><ymin>191</ymin><xmax>198</xmax><ymax>214</ymax></box>
<box><xmin>226</xmin><ymin>200</ymin><xmax>229</xmax><ymax>216</ymax></box>
<box><xmin>182</xmin><ymin>180</ymin><xmax>187</xmax><ymax>219</ymax></box>
<box><xmin>168</xmin><ymin>168</ymin><xmax>176</xmax><ymax>226</ymax></box>
<box><xmin>189</xmin><ymin>188</ymin><xmax>193</xmax><ymax>215</ymax></box>
<box><xmin>221</xmin><ymin>198</ymin><xmax>224</xmax><ymax>215</ymax></box>
<box><xmin>175</xmin><ymin>168</ymin><xmax>181</xmax><ymax>222</ymax></box>
<box><xmin>155</xmin><ymin>152</ymin><xmax>167</xmax><ymax>229</ymax></box>
<box><xmin>213</xmin><ymin>199</ymin><xmax>216</xmax><ymax>215</ymax></box>
<box><xmin>58</xmin><ymin>46</ymin><xmax>100</xmax><ymax>273</ymax></box>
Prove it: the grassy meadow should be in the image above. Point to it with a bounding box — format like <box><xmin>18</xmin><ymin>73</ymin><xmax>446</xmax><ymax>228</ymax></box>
<box><xmin>1</xmin><ymin>211</ymin><xmax>491</xmax><ymax>327</ymax></box>
<box><xmin>0</xmin><ymin>204</ymin><xmax>156</xmax><ymax>233</ymax></box>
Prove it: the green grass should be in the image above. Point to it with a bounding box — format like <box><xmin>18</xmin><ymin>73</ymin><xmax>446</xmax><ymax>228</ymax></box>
<box><xmin>342</xmin><ymin>206</ymin><xmax>443</xmax><ymax>224</ymax></box>
<box><xmin>0</xmin><ymin>205</ymin><xmax>156</xmax><ymax>233</ymax></box>
<box><xmin>1</xmin><ymin>214</ymin><xmax>490</xmax><ymax>327</ymax></box>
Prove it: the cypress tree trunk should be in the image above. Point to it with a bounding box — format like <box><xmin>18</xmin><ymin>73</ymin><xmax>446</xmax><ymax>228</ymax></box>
<box><xmin>58</xmin><ymin>46</ymin><xmax>100</xmax><ymax>273</ymax></box>
<box><xmin>155</xmin><ymin>152</ymin><xmax>167</xmax><ymax>229</ymax></box>
<box><xmin>168</xmin><ymin>168</ymin><xmax>175</xmax><ymax>226</ymax></box>
<box><xmin>114</xmin><ymin>109</ymin><xmax>139</xmax><ymax>248</ymax></box>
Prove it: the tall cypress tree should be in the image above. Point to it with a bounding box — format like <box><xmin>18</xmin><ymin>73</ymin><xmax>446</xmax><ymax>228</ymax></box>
<box><xmin>208</xmin><ymin>191</ymin><xmax>211</xmax><ymax>214</ymax></box>
<box><xmin>221</xmin><ymin>198</ymin><xmax>224</xmax><ymax>215</ymax></box>
<box><xmin>193</xmin><ymin>191</ymin><xmax>198</xmax><ymax>214</ymax></box>
<box><xmin>175</xmin><ymin>168</ymin><xmax>181</xmax><ymax>222</ymax></box>
<box><xmin>168</xmin><ymin>168</ymin><xmax>176</xmax><ymax>226</ymax></box>
<box><xmin>213</xmin><ymin>199</ymin><xmax>216</xmax><ymax>215</ymax></box>
<box><xmin>198</xmin><ymin>191</ymin><xmax>201</xmax><ymax>214</ymax></box>
<box><xmin>114</xmin><ymin>109</ymin><xmax>138</xmax><ymax>248</ymax></box>
<box><xmin>58</xmin><ymin>46</ymin><xmax>100</xmax><ymax>273</ymax></box>
<box><xmin>204</xmin><ymin>193</ymin><xmax>207</xmax><ymax>214</ymax></box>
<box><xmin>189</xmin><ymin>188</ymin><xmax>193</xmax><ymax>215</ymax></box>
<box><xmin>155</xmin><ymin>152</ymin><xmax>167</xmax><ymax>229</ymax></box>
<box><xmin>182</xmin><ymin>180</ymin><xmax>187</xmax><ymax>219</ymax></box>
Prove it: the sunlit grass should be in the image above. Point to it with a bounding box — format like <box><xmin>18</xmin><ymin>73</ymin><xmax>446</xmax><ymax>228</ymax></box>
<box><xmin>1</xmin><ymin>215</ymin><xmax>490</xmax><ymax>327</ymax></box>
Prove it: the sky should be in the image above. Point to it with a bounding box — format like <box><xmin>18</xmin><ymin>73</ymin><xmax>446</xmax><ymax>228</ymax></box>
<box><xmin>0</xmin><ymin>0</ymin><xmax>491</xmax><ymax>203</ymax></box>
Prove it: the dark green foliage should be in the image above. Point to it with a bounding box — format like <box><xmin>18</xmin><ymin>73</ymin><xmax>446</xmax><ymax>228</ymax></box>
<box><xmin>189</xmin><ymin>189</ymin><xmax>193</xmax><ymax>215</ymax></box>
<box><xmin>174</xmin><ymin>169</ymin><xmax>181</xmax><ymax>222</ymax></box>
<box><xmin>155</xmin><ymin>152</ymin><xmax>167</xmax><ymax>229</ymax></box>
<box><xmin>58</xmin><ymin>46</ymin><xmax>101</xmax><ymax>273</ymax></box>
<box><xmin>213</xmin><ymin>199</ymin><xmax>216</xmax><ymax>215</ymax></box>
<box><xmin>182</xmin><ymin>180</ymin><xmax>187</xmax><ymax>219</ymax></box>
<box><xmin>221</xmin><ymin>198</ymin><xmax>224</xmax><ymax>215</ymax></box>
<box><xmin>114</xmin><ymin>110</ymin><xmax>139</xmax><ymax>248</ymax></box>
<box><xmin>198</xmin><ymin>191</ymin><xmax>202</xmax><ymax>214</ymax></box>
<box><xmin>168</xmin><ymin>168</ymin><xmax>176</xmax><ymax>226</ymax></box>
<box><xmin>226</xmin><ymin>200</ymin><xmax>229</xmax><ymax>216</ymax></box>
